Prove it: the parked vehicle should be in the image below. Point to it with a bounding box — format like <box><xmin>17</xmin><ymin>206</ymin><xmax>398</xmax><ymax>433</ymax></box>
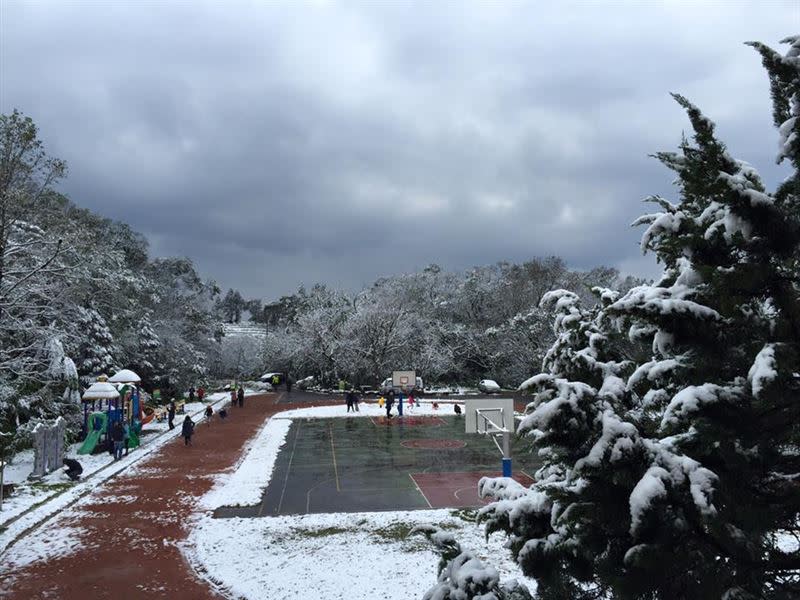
<box><xmin>478</xmin><ymin>379</ymin><xmax>501</xmax><ymax>393</ymax></box>
<box><xmin>296</xmin><ymin>375</ymin><xmax>315</xmax><ymax>390</ymax></box>
<box><xmin>260</xmin><ymin>372</ymin><xmax>284</xmax><ymax>386</ymax></box>
<box><xmin>380</xmin><ymin>376</ymin><xmax>424</xmax><ymax>395</ymax></box>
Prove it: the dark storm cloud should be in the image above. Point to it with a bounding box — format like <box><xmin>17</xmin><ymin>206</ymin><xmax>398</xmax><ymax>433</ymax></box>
<box><xmin>1</xmin><ymin>1</ymin><xmax>796</xmax><ymax>299</ymax></box>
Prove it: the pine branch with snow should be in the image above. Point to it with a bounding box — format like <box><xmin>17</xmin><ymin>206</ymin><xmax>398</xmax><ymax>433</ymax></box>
<box><xmin>475</xmin><ymin>37</ymin><xmax>800</xmax><ymax>600</ymax></box>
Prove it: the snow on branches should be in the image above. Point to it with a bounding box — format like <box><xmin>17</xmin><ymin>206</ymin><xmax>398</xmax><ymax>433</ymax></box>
<box><xmin>472</xmin><ymin>36</ymin><xmax>800</xmax><ymax>600</ymax></box>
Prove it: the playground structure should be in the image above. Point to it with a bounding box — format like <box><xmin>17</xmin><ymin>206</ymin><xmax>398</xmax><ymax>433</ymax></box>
<box><xmin>78</xmin><ymin>370</ymin><xmax>153</xmax><ymax>455</ymax></box>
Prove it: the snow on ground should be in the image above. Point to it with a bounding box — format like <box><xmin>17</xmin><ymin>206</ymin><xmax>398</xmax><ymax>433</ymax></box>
<box><xmin>2</xmin><ymin>521</ymin><xmax>86</xmax><ymax>570</ymax></box>
<box><xmin>186</xmin><ymin>509</ymin><xmax>536</xmax><ymax>600</ymax></box>
<box><xmin>275</xmin><ymin>399</ymin><xmax>461</xmax><ymax>420</ymax></box>
<box><xmin>0</xmin><ymin>391</ymin><xmax>235</xmax><ymax>554</ymax></box>
<box><xmin>186</xmin><ymin>404</ymin><xmax>535</xmax><ymax>599</ymax></box>
<box><xmin>200</xmin><ymin>418</ymin><xmax>292</xmax><ymax>509</ymax></box>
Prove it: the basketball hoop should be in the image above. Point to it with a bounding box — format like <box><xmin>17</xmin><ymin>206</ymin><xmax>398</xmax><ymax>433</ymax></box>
<box><xmin>465</xmin><ymin>398</ymin><xmax>515</xmax><ymax>477</ymax></box>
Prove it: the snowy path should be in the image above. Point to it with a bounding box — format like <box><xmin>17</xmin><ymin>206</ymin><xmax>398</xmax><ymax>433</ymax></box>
<box><xmin>0</xmin><ymin>392</ymin><xmax>336</xmax><ymax>599</ymax></box>
<box><xmin>0</xmin><ymin>393</ymin><xmax>232</xmax><ymax>555</ymax></box>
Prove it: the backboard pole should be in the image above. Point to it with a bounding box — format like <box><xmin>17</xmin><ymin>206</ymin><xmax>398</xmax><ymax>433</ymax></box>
<box><xmin>502</xmin><ymin>431</ymin><xmax>512</xmax><ymax>477</ymax></box>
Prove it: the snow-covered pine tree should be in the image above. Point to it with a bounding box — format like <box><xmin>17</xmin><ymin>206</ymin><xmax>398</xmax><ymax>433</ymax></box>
<box><xmin>475</xmin><ymin>37</ymin><xmax>800</xmax><ymax>600</ymax></box>
<box><xmin>70</xmin><ymin>306</ymin><xmax>117</xmax><ymax>381</ymax></box>
<box><xmin>130</xmin><ymin>311</ymin><xmax>163</xmax><ymax>385</ymax></box>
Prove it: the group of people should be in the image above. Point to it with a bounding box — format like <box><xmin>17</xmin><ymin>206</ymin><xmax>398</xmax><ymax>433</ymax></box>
<box><xmin>187</xmin><ymin>386</ymin><xmax>206</xmax><ymax>403</ymax></box>
<box><xmin>377</xmin><ymin>390</ymin><xmax>419</xmax><ymax>418</ymax></box>
<box><xmin>180</xmin><ymin>386</ymin><xmax>241</xmax><ymax>446</ymax></box>
<box><xmin>110</xmin><ymin>419</ymin><xmax>131</xmax><ymax>460</ymax></box>
<box><xmin>342</xmin><ymin>388</ymin><xmax>421</xmax><ymax>417</ymax></box>
<box><xmin>345</xmin><ymin>389</ymin><xmax>360</xmax><ymax>412</ymax></box>
<box><xmin>230</xmin><ymin>385</ymin><xmax>245</xmax><ymax>408</ymax></box>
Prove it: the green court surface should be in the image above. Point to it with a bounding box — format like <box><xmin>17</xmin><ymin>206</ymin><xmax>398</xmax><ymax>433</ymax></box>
<box><xmin>215</xmin><ymin>414</ymin><xmax>539</xmax><ymax>518</ymax></box>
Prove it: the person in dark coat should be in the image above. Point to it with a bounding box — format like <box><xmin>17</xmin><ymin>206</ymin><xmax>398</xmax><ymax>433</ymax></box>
<box><xmin>237</xmin><ymin>386</ymin><xmax>244</xmax><ymax>408</ymax></box>
<box><xmin>182</xmin><ymin>415</ymin><xmax>195</xmax><ymax>446</ymax></box>
<box><xmin>218</xmin><ymin>407</ymin><xmax>228</xmax><ymax>421</ymax></box>
<box><xmin>168</xmin><ymin>400</ymin><xmax>176</xmax><ymax>430</ymax></box>
<box><xmin>286</xmin><ymin>375</ymin><xmax>292</xmax><ymax>394</ymax></box>
<box><xmin>63</xmin><ymin>458</ymin><xmax>83</xmax><ymax>481</ymax></box>
<box><xmin>385</xmin><ymin>390</ymin><xmax>395</xmax><ymax>418</ymax></box>
<box><xmin>188</xmin><ymin>387</ymin><xmax>195</xmax><ymax>402</ymax></box>
<box><xmin>205</xmin><ymin>404</ymin><xmax>213</xmax><ymax>425</ymax></box>
<box><xmin>346</xmin><ymin>390</ymin><xmax>354</xmax><ymax>413</ymax></box>
<box><xmin>111</xmin><ymin>421</ymin><xmax>125</xmax><ymax>460</ymax></box>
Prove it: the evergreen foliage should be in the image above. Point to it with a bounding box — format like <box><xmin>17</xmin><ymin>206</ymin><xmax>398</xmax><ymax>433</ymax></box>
<box><xmin>0</xmin><ymin>110</ymin><xmax>222</xmax><ymax>449</ymax></box>
<box><xmin>463</xmin><ymin>37</ymin><xmax>800</xmax><ymax>600</ymax></box>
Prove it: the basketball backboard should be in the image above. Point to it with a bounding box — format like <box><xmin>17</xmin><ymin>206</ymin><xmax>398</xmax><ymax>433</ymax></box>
<box><xmin>465</xmin><ymin>398</ymin><xmax>515</xmax><ymax>434</ymax></box>
<box><xmin>392</xmin><ymin>370</ymin><xmax>416</xmax><ymax>391</ymax></box>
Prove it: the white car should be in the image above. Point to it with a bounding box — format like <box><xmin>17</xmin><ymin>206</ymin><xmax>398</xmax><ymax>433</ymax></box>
<box><xmin>478</xmin><ymin>379</ymin><xmax>501</xmax><ymax>393</ymax></box>
<box><xmin>296</xmin><ymin>375</ymin><xmax>315</xmax><ymax>390</ymax></box>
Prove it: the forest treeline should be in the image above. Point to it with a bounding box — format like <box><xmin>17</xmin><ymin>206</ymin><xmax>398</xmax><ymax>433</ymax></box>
<box><xmin>217</xmin><ymin>260</ymin><xmax>641</xmax><ymax>389</ymax></box>
<box><xmin>0</xmin><ymin>109</ymin><xmax>637</xmax><ymax>446</ymax></box>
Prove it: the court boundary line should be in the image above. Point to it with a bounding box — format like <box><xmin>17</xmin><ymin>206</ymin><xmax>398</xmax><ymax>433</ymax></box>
<box><xmin>329</xmin><ymin>422</ymin><xmax>341</xmax><ymax>492</ymax></box>
<box><xmin>272</xmin><ymin>419</ymin><xmax>301</xmax><ymax>516</ymax></box>
<box><xmin>408</xmin><ymin>473</ymin><xmax>433</xmax><ymax>509</ymax></box>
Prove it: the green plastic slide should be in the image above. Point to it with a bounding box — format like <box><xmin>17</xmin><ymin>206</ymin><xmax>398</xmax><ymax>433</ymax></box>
<box><xmin>78</xmin><ymin>412</ymin><xmax>108</xmax><ymax>455</ymax></box>
<box><xmin>127</xmin><ymin>421</ymin><xmax>141</xmax><ymax>449</ymax></box>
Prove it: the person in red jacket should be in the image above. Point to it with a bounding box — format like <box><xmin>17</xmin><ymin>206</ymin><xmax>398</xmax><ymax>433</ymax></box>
<box><xmin>197</xmin><ymin>387</ymin><xmax>205</xmax><ymax>401</ymax></box>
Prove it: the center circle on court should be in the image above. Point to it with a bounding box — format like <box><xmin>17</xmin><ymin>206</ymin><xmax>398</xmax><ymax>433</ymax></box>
<box><xmin>400</xmin><ymin>439</ymin><xmax>466</xmax><ymax>450</ymax></box>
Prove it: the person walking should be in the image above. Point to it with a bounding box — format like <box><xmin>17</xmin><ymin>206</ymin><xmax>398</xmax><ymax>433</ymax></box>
<box><xmin>111</xmin><ymin>420</ymin><xmax>125</xmax><ymax>461</ymax></box>
<box><xmin>182</xmin><ymin>415</ymin><xmax>195</xmax><ymax>446</ymax></box>
<box><xmin>197</xmin><ymin>386</ymin><xmax>205</xmax><ymax>402</ymax></box>
<box><xmin>168</xmin><ymin>400</ymin><xmax>176</xmax><ymax>430</ymax></box>
<box><xmin>346</xmin><ymin>390</ymin><xmax>354</xmax><ymax>413</ymax></box>
<box><xmin>230</xmin><ymin>388</ymin><xmax>237</xmax><ymax>407</ymax></box>
<box><xmin>237</xmin><ymin>385</ymin><xmax>244</xmax><ymax>408</ymax></box>
<box><xmin>385</xmin><ymin>390</ymin><xmax>395</xmax><ymax>419</ymax></box>
<box><xmin>188</xmin><ymin>386</ymin><xmax>195</xmax><ymax>403</ymax></box>
<box><xmin>352</xmin><ymin>389</ymin><xmax>360</xmax><ymax>412</ymax></box>
<box><xmin>205</xmin><ymin>404</ymin><xmax>214</xmax><ymax>425</ymax></box>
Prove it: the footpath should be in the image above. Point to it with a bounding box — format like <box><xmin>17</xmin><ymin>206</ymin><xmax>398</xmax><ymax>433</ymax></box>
<box><xmin>0</xmin><ymin>392</ymin><xmax>335</xmax><ymax>599</ymax></box>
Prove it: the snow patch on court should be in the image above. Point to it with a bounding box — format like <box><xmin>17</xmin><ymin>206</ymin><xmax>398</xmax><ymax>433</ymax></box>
<box><xmin>200</xmin><ymin>418</ymin><xmax>291</xmax><ymax>509</ymax></box>
<box><xmin>185</xmin><ymin>510</ymin><xmax>536</xmax><ymax>600</ymax></box>
<box><xmin>274</xmin><ymin>400</ymin><xmax>460</xmax><ymax>420</ymax></box>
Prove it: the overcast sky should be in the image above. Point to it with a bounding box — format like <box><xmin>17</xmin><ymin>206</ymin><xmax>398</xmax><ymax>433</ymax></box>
<box><xmin>1</xmin><ymin>1</ymin><xmax>796</xmax><ymax>300</ymax></box>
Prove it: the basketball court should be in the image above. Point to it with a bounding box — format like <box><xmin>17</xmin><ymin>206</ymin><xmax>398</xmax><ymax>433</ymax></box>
<box><xmin>215</xmin><ymin>409</ymin><xmax>538</xmax><ymax>518</ymax></box>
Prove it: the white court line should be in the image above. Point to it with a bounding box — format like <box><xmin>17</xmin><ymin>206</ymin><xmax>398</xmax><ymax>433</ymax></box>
<box><xmin>408</xmin><ymin>473</ymin><xmax>433</xmax><ymax>509</ymax></box>
<box><xmin>274</xmin><ymin>420</ymin><xmax>301</xmax><ymax>515</ymax></box>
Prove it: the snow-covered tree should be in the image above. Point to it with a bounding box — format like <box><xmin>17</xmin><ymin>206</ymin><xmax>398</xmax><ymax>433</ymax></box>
<box><xmin>68</xmin><ymin>306</ymin><xmax>117</xmax><ymax>381</ymax></box>
<box><xmin>415</xmin><ymin>525</ymin><xmax>534</xmax><ymax>600</ymax></box>
<box><xmin>474</xmin><ymin>37</ymin><xmax>800</xmax><ymax>600</ymax></box>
